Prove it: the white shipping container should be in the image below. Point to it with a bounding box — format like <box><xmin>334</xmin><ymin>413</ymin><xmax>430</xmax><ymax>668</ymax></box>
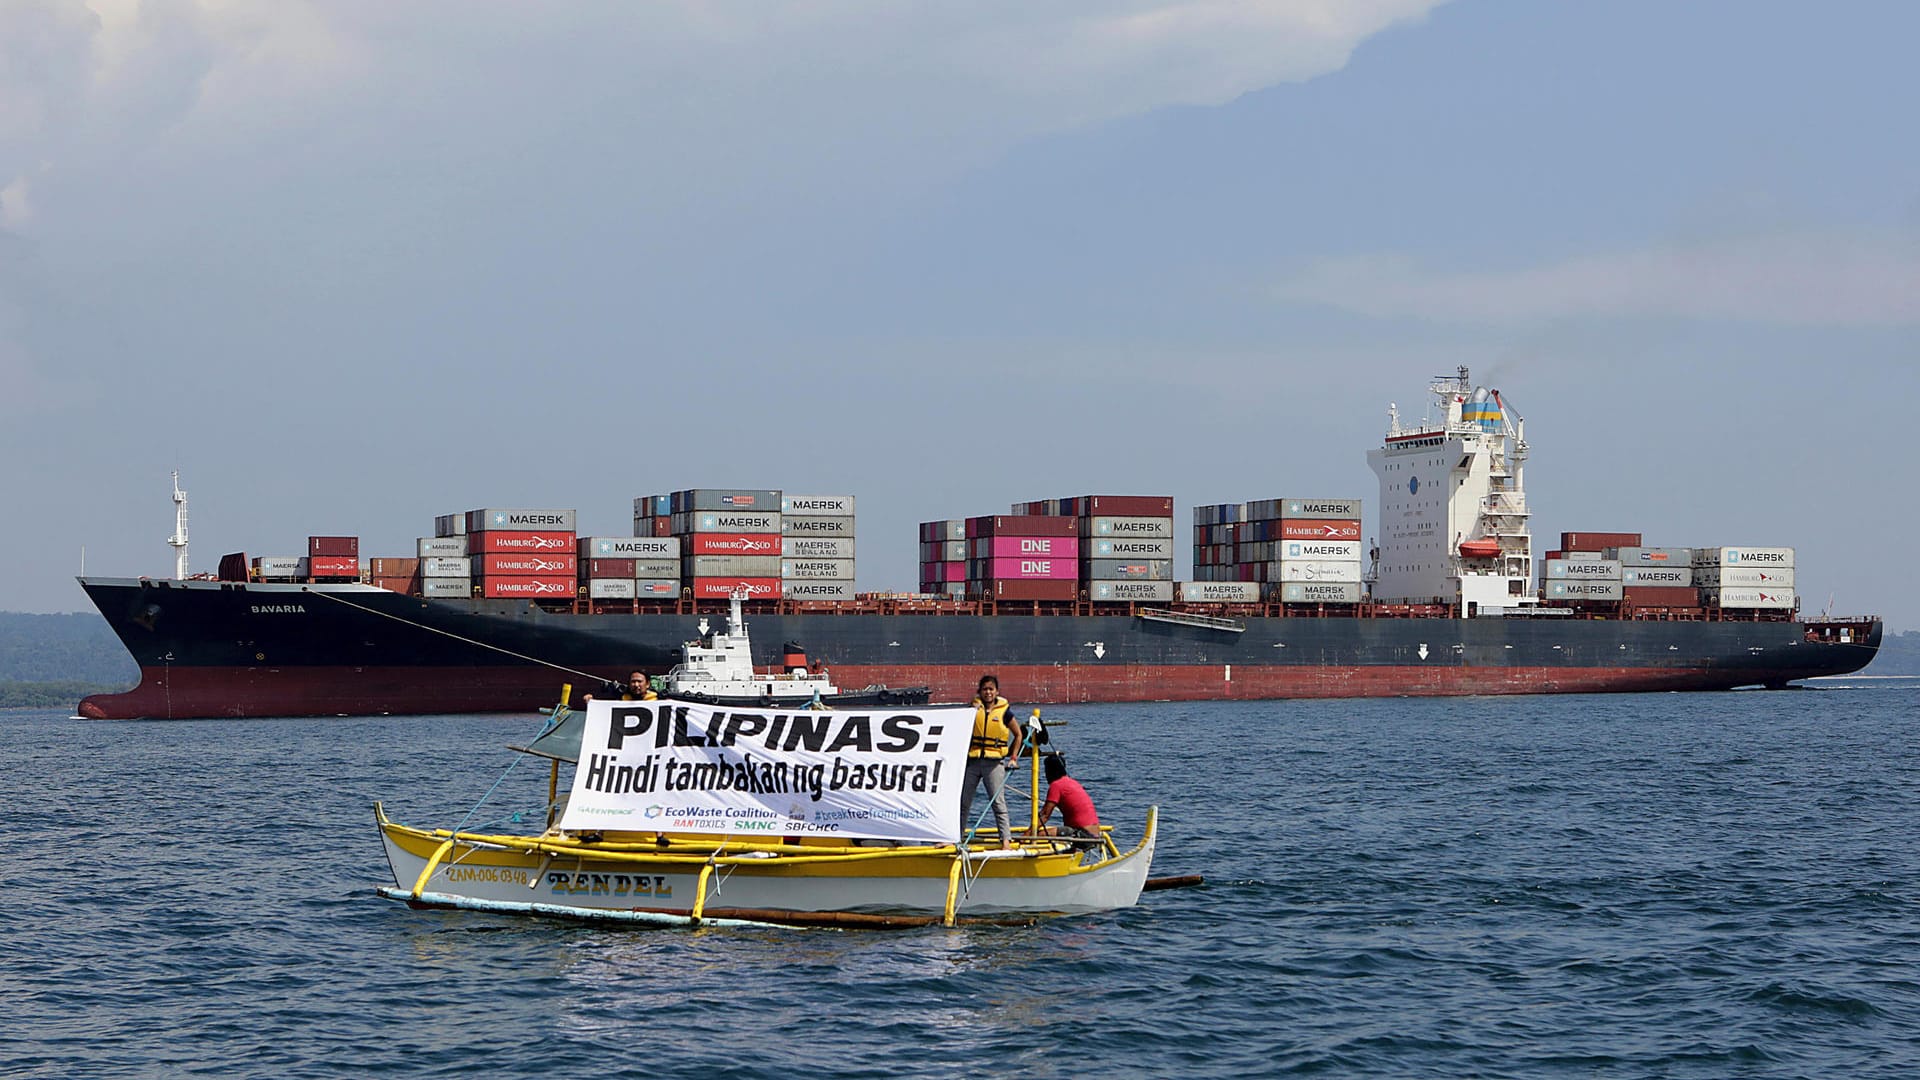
<box><xmin>1282</xmin><ymin>498</ymin><xmax>1364</xmax><ymax>521</ymax></box>
<box><xmin>421</xmin><ymin>577</ymin><xmax>471</xmax><ymax>598</ymax></box>
<box><xmin>1691</xmin><ymin>546</ymin><xmax>1795</xmax><ymax>568</ymax></box>
<box><xmin>421</xmin><ymin>557</ymin><xmax>471</xmax><ymax>577</ymax></box>
<box><xmin>1177</xmin><ymin>581</ymin><xmax>1261</xmax><ymax>603</ymax></box>
<box><xmin>1694</xmin><ymin>566</ymin><xmax>1796</xmax><ymax>588</ymax></box>
<box><xmin>1090</xmin><ymin>580</ymin><xmax>1174</xmax><ymax>603</ymax></box>
<box><xmin>781</xmin><ymin>558</ymin><xmax>856</xmax><ymax>580</ymax></box>
<box><xmin>1606</xmin><ymin>546</ymin><xmax>1693</xmax><ymax>566</ymax></box>
<box><xmin>1623</xmin><ymin>566</ymin><xmax>1694</xmax><ymax>586</ymax></box>
<box><xmin>781</xmin><ymin>494</ymin><xmax>855</xmax><ymax>515</ymax></box>
<box><xmin>1081</xmin><ymin>516</ymin><xmax>1174</xmax><ymax>539</ymax></box>
<box><xmin>1704</xmin><ymin>587</ymin><xmax>1796</xmax><ymax>609</ymax></box>
<box><xmin>684</xmin><ymin>554</ymin><xmax>782</xmax><ymax>576</ymax></box>
<box><xmin>783</xmin><ymin>580</ymin><xmax>855</xmax><ymax>601</ymax></box>
<box><xmin>589</xmin><ymin>536</ymin><xmax>681</xmax><ymax>559</ymax></box>
<box><xmin>631</xmin><ymin>559</ymin><xmax>680</xmax><ymax>579</ymax></box>
<box><xmin>467</xmin><ymin>508</ymin><xmax>577</xmax><ymax>532</ymax></box>
<box><xmin>1083</xmin><ymin>558</ymin><xmax>1172</xmax><ymax>581</ymax></box>
<box><xmin>781</xmin><ymin>515</ymin><xmax>855</xmax><ymax>537</ymax></box>
<box><xmin>434</xmin><ymin>513</ymin><xmax>467</xmax><ymax>538</ymax></box>
<box><xmin>253</xmin><ymin>556</ymin><xmax>304</xmax><ymax>578</ymax></box>
<box><xmin>589</xmin><ymin>579</ymin><xmax>637</xmax><ymax>599</ymax></box>
<box><xmin>1274</xmin><ymin>560</ymin><xmax>1363</xmax><ymax>583</ymax></box>
<box><xmin>1545</xmin><ymin>559</ymin><xmax>1623</xmax><ymax>580</ymax></box>
<box><xmin>1277</xmin><ymin>581</ymin><xmax>1364</xmax><ymax>603</ymax></box>
<box><xmin>686</xmin><ymin>510</ymin><xmax>782</xmax><ymax>534</ymax></box>
<box><xmin>1283</xmin><ymin>540</ymin><xmax>1363</xmax><ymax>562</ymax></box>
<box><xmin>417</xmin><ymin>536</ymin><xmax>468</xmax><ymax>558</ymax></box>
<box><xmin>788</xmin><ymin>537</ymin><xmax>855</xmax><ymax>560</ymax></box>
<box><xmin>1546</xmin><ymin>580</ymin><xmax>1625</xmax><ymax>601</ymax></box>
<box><xmin>634</xmin><ymin>579</ymin><xmax>680</xmax><ymax>598</ymax></box>
<box><xmin>1089</xmin><ymin>537</ymin><xmax>1174</xmax><ymax>559</ymax></box>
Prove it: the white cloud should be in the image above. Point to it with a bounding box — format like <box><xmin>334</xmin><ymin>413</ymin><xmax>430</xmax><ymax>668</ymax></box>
<box><xmin>1274</xmin><ymin>233</ymin><xmax>1920</xmax><ymax>326</ymax></box>
<box><xmin>0</xmin><ymin>0</ymin><xmax>1445</xmax><ymax>233</ymax></box>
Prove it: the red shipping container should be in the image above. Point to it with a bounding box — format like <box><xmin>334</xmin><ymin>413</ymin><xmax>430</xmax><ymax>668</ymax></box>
<box><xmin>585</xmin><ymin>558</ymin><xmax>636</xmax><ymax>578</ymax></box>
<box><xmin>475</xmin><ymin>553</ymin><xmax>577</xmax><ymax>576</ymax></box>
<box><xmin>965</xmin><ymin>515</ymin><xmax>1079</xmax><ymax>539</ymax></box>
<box><xmin>479</xmin><ymin>576</ymin><xmax>576</xmax><ymax>599</ymax></box>
<box><xmin>467</xmin><ymin>531</ymin><xmax>575</xmax><ymax>554</ymax></box>
<box><xmin>688</xmin><ymin>577</ymin><xmax>780</xmax><ymax>600</ymax></box>
<box><xmin>1561</xmin><ymin>532</ymin><xmax>1641</xmax><ymax>552</ymax></box>
<box><xmin>372</xmin><ymin>575</ymin><xmax>420</xmax><ymax>594</ymax></box>
<box><xmin>683</xmin><ymin>533</ymin><xmax>783</xmax><ymax>556</ymax></box>
<box><xmin>309</xmin><ymin>536</ymin><xmax>359</xmax><ymax>557</ymax></box>
<box><xmin>307</xmin><ymin>555</ymin><xmax>360</xmax><ymax>577</ymax></box>
<box><xmin>1279</xmin><ymin>519</ymin><xmax>1361</xmax><ymax>541</ymax></box>
<box><xmin>369</xmin><ymin>557</ymin><xmax>419</xmax><ymax>576</ymax></box>
<box><xmin>1078</xmin><ymin>495</ymin><xmax>1173</xmax><ymax>516</ymax></box>
<box><xmin>980</xmin><ymin>579</ymin><xmax>1077</xmax><ymax>602</ymax></box>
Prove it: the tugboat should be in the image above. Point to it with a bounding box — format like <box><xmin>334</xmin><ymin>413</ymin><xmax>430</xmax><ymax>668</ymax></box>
<box><xmin>663</xmin><ymin>590</ymin><xmax>930</xmax><ymax>707</ymax></box>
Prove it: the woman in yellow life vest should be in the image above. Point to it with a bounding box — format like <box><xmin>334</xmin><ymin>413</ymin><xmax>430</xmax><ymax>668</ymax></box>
<box><xmin>958</xmin><ymin>673</ymin><xmax>1024</xmax><ymax>849</ymax></box>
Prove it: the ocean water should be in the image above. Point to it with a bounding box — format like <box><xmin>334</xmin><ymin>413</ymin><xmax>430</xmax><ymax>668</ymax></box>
<box><xmin>5</xmin><ymin>679</ymin><xmax>1920</xmax><ymax>1079</ymax></box>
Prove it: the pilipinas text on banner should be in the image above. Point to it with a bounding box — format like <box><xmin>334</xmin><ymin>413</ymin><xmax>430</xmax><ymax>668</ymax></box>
<box><xmin>558</xmin><ymin>700</ymin><xmax>976</xmax><ymax>843</ymax></box>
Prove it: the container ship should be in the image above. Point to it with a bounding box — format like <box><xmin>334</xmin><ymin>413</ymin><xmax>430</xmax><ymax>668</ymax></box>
<box><xmin>76</xmin><ymin>371</ymin><xmax>1880</xmax><ymax>719</ymax></box>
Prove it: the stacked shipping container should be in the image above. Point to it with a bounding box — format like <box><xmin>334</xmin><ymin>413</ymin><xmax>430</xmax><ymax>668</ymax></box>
<box><xmin>917</xmin><ymin>520</ymin><xmax>967</xmax><ymax>599</ymax></box>
<box><xmin>578</xmin><ymin>535</ymin><xmax>681</xmax><ymax>600</ymax></box>
<box><xmin>1007</xmin><ymin>495</ymin><xmax>1178</xmax><ymax>604</ymax></box>
<box><xmin>965</xmin><ymin>515</ymin><xmax>1079</xmax><ymax>602</ymax></box>
<box><xmin>418</xmin><ymin>525</ymin><xmax>471</xmax><ymax>598</ymax></box>
<box><xmin>1192</xmin><ymin>498</ymin><xmax>1365</xmax><ymax>603</ymax></box>
<box><xmin>1695</xmin><ymin>547</ymin><xmax>1796</xmax><ymax>609</ymax></box>
<box><xmin>1543</xmin><ymin>534</ymin><xmax>1796</xmax><ymax>612</ymax></box>
<box><xmin>780</xmin><ymin>494</ymin><xmax>856</xmax><ymax>602</ymax></box>
<box><xmin>665</xmin><ymin>489</ymin><xmax>783</xmax><ymax>601</ymax></box>
<box><xmin>464</xmin><ymin>509</ymin><xmax>577</xmax><ymax>599</ymax></box>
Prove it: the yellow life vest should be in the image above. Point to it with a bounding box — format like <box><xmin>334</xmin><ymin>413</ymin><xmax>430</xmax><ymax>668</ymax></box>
<box><xmin>970</xmin><ymin>697</ymin><xmax>1014</xmax><ymax>759</ymax></box>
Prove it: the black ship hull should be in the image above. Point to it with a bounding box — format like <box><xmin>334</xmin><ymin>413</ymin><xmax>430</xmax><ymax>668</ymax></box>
<box><xmin>73</xmin><ymin>578</ymin><xmax>1882</xmax><ymax>719</ymax></box>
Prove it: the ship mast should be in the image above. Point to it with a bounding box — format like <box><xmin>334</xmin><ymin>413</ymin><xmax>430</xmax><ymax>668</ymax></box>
<box><xmin>168</xmin><ymin>470</ymin><xmax>190</xmax><ymax>580</ymax></box>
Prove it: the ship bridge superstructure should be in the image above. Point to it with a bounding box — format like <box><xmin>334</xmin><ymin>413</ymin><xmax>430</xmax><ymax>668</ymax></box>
<box><xmin>1366</xmin><ymin>367</ymin><xmax>1533</xmax><ymax>613</ymax></box>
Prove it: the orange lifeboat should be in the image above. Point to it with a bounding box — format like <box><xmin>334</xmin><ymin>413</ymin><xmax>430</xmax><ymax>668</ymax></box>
<box><xmin>1458</xmin><ymin>538</ymin><xmax>1501</xmax><ymax>558</ymax></box>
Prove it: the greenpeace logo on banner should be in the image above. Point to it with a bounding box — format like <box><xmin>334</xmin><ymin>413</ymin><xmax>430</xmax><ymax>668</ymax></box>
<box><xmin>561</xmin><ymin>701</ymin><xmax>975</xmax><ymax>843</ymax></box>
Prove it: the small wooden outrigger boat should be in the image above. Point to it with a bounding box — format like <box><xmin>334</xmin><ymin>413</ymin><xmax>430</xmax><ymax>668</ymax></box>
<box><xmin>375</xmin><ymin>690</ymin><xmax>1157</xmax><ymax>929</ymax></box>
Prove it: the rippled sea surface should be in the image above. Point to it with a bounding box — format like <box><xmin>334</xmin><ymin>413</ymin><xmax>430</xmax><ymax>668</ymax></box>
<box><xmin>7</xmin><ymin>678</ymin><xmax>1920</xmax><ymax>1078</ymax></box>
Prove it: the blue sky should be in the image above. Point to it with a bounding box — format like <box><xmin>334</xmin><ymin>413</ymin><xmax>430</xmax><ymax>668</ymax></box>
<box><xmin>3</xmin><ymin>1</ymin><xmax>1915</xmax><ymax>630</ymax></box>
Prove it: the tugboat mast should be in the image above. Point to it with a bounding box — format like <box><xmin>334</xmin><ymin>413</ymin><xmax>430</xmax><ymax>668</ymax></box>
<box><xmin>168</xmin><ymin>470</ymin><xmax>190</xmax><ymax>580</ymax></box>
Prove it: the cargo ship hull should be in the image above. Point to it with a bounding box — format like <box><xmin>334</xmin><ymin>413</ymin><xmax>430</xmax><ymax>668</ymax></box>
<box><xmin>75</xmin><ymin>578</ymin><xmax>1882</xmax><ymax>719</ymax></box>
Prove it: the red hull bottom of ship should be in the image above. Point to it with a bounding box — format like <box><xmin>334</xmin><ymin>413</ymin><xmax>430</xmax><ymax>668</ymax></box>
<box><xmin>76</xmin><ymin>662</ymin><xmax>1820</xmax><ymax>720</ymax></box>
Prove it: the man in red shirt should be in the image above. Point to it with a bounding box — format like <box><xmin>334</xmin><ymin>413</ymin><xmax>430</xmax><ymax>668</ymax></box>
<box><xmin>1038</xmin><ymin>754</ymin><xmax>1102</xmax><ymax>849</ymax></box>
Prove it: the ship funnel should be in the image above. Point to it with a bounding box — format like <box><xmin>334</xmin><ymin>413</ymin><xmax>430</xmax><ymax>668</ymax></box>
<box><xmin>783</xmin><ymin>641</ymin><xmax>809</xmax><ymax>673</ymax></box>
<box><xmin>1464</xmin><ymin>386</ymin><xmax>1504</xmax><ymax>433</ymax></box>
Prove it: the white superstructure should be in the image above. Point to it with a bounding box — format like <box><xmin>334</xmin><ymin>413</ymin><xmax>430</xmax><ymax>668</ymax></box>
<box><xmin>1366</xmin><ymin>367</ymin><xmax>1534</xmax><ymax>612</ymax></box>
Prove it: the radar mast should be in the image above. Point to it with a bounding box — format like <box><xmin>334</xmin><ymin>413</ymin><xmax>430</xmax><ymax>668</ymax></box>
<box><xmin>168</xmin><ymin>471</ymin><xmax>190</xmax><ymax>580</ymax></box>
